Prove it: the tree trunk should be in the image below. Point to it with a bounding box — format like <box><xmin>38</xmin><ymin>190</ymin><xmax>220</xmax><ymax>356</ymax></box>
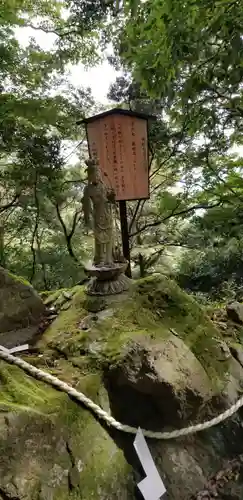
<box><xmin>138</xmin><ymin>253</ymin><xmax>146</xmax><ymax>278</ymax></box>
<box><xmin>36</xmin><ymin>231</ymin><xmax>49</xmax><ymax>290</ymax></box>
<box><xmin>0</xmin><ymin>225</ymin><xmax>5</xmax><ymax>267</ymax></box>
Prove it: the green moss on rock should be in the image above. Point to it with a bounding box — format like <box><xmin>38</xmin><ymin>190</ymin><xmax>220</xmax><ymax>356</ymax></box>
<box><xmin>0</xmin><ymin>362</ymin><xmax>61</xmax><ymax>414</ymax></box>
<box><xmin>131</xmin><ymin>275</ymin><xmax>225</xmax><ymax>379</ymax></box>
<box><xmin>39</xmin><ymin>275</ymin><xmax>227</xmax><ymax>387</ymax></box>
<box><xmin>0</xmin><ymin>361</ymin><xmax>134</xmax><ymax>500</ymax></box>
<box><xmin>39</xmin><ymin>287</ymin><xmax>87</xmax><ymax>354</ymax></box>
<box><xmin>7</xmin><ymin>271</ymin><xmax>32</xmax><ymax>287</ymax></box>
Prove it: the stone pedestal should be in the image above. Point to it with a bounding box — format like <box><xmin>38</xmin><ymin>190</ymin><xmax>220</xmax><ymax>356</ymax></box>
<box><xmin>84</xmin><ymin>261</ymin><xmax>130</xmax><ymax>296</ymax></box>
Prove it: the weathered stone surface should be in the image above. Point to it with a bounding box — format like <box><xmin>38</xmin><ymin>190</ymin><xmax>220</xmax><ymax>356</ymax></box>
<box><xmin>107</xmin><ymin>335</ymin><xmax>214</xmax><ymax>427</ymax></box>
<box><xmin>223</xmin><ymin>356</ymin><xmax>243</xmax><ymax>405</ymax></box>
<box><xmin>192</xmin><ymin>454</ymin><xmax>243</xmax><ymax>499</ymax></box>
<box><xmin>231</xmin><ymin>343</ymin><xmax>243</xmax><ymax>367</ymax></box>
<box><xmin>226</xmin><ymin>301</ymin><xmax>243</xmax><ymax>324</ymax></box>
<box><xmin>0</xmin><ymin>267</ymin><xmax>45</xmax><ymax>335</ymax></box>
<box><xmin>0</xmin><ymin>325</ymin><xmax>41</xmax><ymax>349</ymax></box>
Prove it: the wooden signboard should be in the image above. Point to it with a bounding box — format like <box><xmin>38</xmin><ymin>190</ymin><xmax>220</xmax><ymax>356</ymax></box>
<box><xmin>83</xmin><ymin>109</ymin><xmax>150</xmax><ymax>201</ymax></box>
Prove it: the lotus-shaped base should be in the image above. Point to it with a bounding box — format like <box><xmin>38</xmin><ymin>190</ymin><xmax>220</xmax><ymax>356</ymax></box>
<box><xmin>84</xmin><ymin>261</ymin><xmax>130</xmax><ymax>296</ymax></box>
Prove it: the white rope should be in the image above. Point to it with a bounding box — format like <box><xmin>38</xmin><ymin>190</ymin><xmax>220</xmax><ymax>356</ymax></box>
<box><xmin>0</xmin><ymin>348</ymin><xmax>242</xmax><ymax>440</ymax></box>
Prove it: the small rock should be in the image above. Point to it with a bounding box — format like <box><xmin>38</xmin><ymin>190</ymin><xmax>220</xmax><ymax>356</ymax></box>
<box><xmin>220</xmin><ymin>342</ymin><xmax>231</xmax><ymax>359</ymax></box>
<box><xmin>60</xmin><ymin>302</ymin><xmax>71</xmax><ymax>311</ymax></box>
<box><xmin>88</xmin><ymin>341</ymin><xmax>102</xmax><ymax>355</ymax></box>
<box><xmin>54</xmin><ymin>294</ymin><xmax>68</xmax><ymax>309</ymax></box>
<box><xmin>230</xmin><ymin>345</ymin><xmax>243</xmax><ymax>368</ymax></box>
<box><xmin>214</xmin><ymin>321</ymin><xmax>227</xmax><ymax>331</ymax></box>
<box><xmin>97</xmin><ymin>309</ymin><xmax>114</xmax><ymax>320</ymax></box>
<box><xmin>62</xmin><ymin>291</ymin><xmax>73</xmax><ymax>300</ymax></box>
<box><xmin>48</xmin><ymin>306</ymin><xmax>57</xmax><ymax>314</ymax></box>
<box><xmin>226</xmin><ymin>301</ymin><xmax>243</xmax><ymax>324</ymax></box>
<box><xmin>78</xmin><ymin>316</ymin><xmax>91</xmax><ymax>331</ymax></box>
<box><xmin>46</xmin><ymin>308</ymin><xmax>58</xmax><ymax>318</ymax></box>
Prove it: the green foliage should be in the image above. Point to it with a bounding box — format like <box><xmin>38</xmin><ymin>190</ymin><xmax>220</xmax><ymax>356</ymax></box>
<box><xmin>177</xmin><ymin>202</ymin><xmax>243</xmax><ymax>301</ymax></box>
<box><xmin>2</xmin><ymin>0</ymin><xmax>243</xmax><ymax>294</ymax></box>
<box><xmin>178</xmin><ymin>243</ymin><xmax>243</xmax><ymax>298</ymax></box>
<box><xmin>120</xmin><ymin>0</ymin><xmax>243</xmax><ymax>100</ymax></box>
<box><xmin>38</xmin><ymin>275</ymin><xmax>227</xmax><ymax>385</ymax></box>
<box><xmin>106</xmin><ymin>0</ymin><xmax>243</xmax><ymax>289</ymax></box>
<box><xmin>116</xmin><ymin>0</ymin><xmax>243</xmax><ymax>170</ymax></box>
<box><xmin>0</xmin><ymin>0</ymin><xmax>103</xmax><ymax>289</ymax></box>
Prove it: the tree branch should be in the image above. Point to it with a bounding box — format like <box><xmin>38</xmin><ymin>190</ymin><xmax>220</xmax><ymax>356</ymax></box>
<box><xmin>23</xmin><ymin>22</ymin><xmax>79</xmax><ymax>38</ymax></box>
<box><xmin>149</xmin><ymin>116</ymin><xmax>189</xmax><ymax>180</ymax></box>
<box><xmin>36</xmin><ymin>229</ymin><xmax>48</xmax><ymax>290</ymax></box>
<box><xmin>205</xmin><ymin>151</ymin><xmax>243</xmax><ymax>203</ymax></box>
<box><xmin>55</xmin><ymin>203</ymin><xmax>79</xmax><ymax>262</ymax></box>
<box><xmin>0</xmin><ymin>193</ymin><xmax>20</xmax><ymax>214</ymax></box>
<box><xmin>130</xmin><ymin>201</ymin><xmax>222</xmax><ymax>237</ymax></box>
<box><xmin>69</xmin><ymin>209</ymin><xmax>81</xmax><ymax>241</ymax></box>
<box><xmin>128</xmin><ymin>151</ymin><xmax>156</xmax><ymax>234</ymax></box>
<box><xmin>128</xmin><ymin>200</ymin><xmax>141</xmax><ymax>233</ymax></box>
<box><xmin>206</xmin><ymin>84</ymin><xmax>243</xmax><ymax>117</ymax></box>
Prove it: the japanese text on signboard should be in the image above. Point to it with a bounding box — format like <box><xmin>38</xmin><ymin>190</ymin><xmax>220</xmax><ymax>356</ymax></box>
<box><xmin>86</xmin><ymin>114</ymin><xmax>149</xmax><ymax>201</ymax></box>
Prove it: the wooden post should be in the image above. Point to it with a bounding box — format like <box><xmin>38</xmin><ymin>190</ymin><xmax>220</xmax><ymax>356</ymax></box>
<box><xmin>119</xmin><ymin>201</ymin><xmax>132</xmax><ymax>278</ymax></box>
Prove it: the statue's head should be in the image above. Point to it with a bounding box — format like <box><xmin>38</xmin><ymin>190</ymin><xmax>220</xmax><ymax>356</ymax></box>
<box><xmin>85</xmin><ymin>158</ymin><xmax>101</xmax><ymax>185</ymax></box>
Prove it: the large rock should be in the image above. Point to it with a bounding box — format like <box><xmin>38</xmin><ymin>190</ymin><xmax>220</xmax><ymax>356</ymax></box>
<box><xmin>0</xmin><ymin>267</ymin><xmax>45</xmax><ymax>347</ymax></box>
<box><xmin>107</xmin><ymin>334</ymin><xmax>213</xmax><ymax>427</ymax></box>
<box><xmin>1</xmin><ymin>275</ymin><xmax>243</xmax><ymax>499</ymax></box>
<box><xmin>0</xmin><ymin>366</ymin><xmax>134</xmax><ymax>500</ymax></box>
<box><xmin>226</xmin><ymin>301</ymin><xmax>243</xmax><ymax>324</ymax></box>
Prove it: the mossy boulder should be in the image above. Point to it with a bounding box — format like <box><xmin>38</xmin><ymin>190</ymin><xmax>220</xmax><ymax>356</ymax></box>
<box><xmin>0</xmin><ymin>363</ymin><xmax>134</xmax><ymax>500</ymax></box>
<box><xmin>0</xmin><ymin>268</ymin><xmax>45</xmax><ymax>344</ymax></box>
<box><xmin>1</xmin><ymin>275</ymin><xmax>243</xmax><ymax>499</ymax></box>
